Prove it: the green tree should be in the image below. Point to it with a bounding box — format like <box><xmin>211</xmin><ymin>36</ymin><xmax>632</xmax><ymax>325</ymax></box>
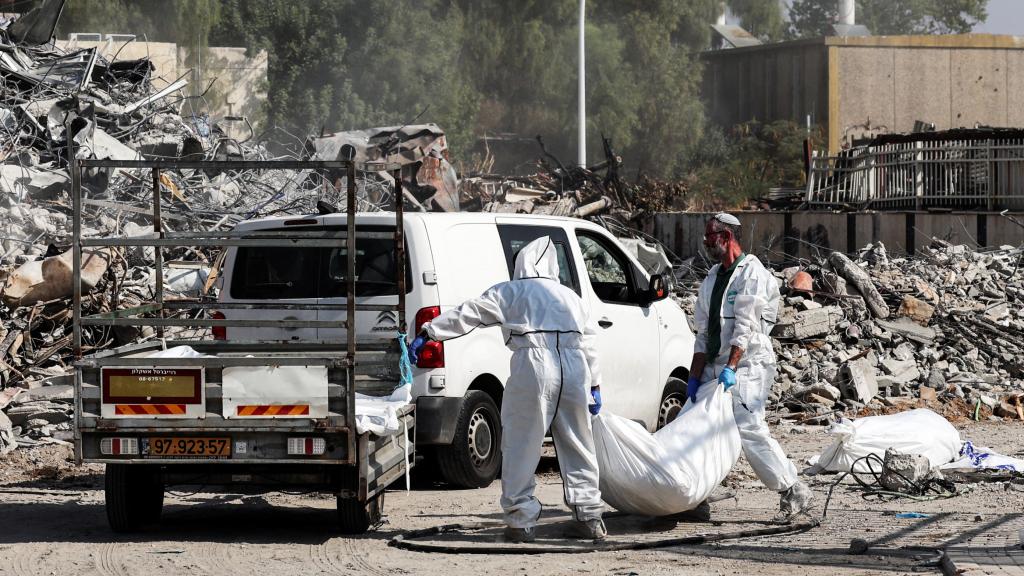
<box><xmin>788</xmin><ymin>0</ymin><xmax>989</xmax><ymax>38</ymax></box>
<box><xmin>729</xmin><ymin>0</ymin><xmax>786</xmax><ymax>41</ymax></box>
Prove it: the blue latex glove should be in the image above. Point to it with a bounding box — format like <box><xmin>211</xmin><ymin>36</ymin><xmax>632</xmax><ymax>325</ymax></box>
<box><xmin>687</xmin><ymin>376</ymin><xmax>701</xmax><ymax>403</ymax></box>
<box><xmin>719</xmin><ymin>366</ymin><xmax>737</xmax><ymax>391</ymax></box>
<box><xmin>408</xmin><ymin>334</ymin><xmax>429</xmax><ymax>365</ymax></box>
<box><xmin>589</xmin><ymin>388</ymin><xmax>602</xmax><ymax>415</ymax></box>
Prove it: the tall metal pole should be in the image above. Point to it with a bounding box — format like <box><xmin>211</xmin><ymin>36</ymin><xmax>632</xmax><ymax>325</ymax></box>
<box><xmin>578</xmin><ymin>0</ymin><xmax>586</xmax><ymax>167</ymax></box>
<box><xmin>838</xmin><ymin>0</ymin><xmax>855</xmax><ymax>25</ymax></box>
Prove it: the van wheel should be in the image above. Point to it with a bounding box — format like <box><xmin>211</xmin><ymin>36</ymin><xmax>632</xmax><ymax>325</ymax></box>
<box><xmin>437</xmin><ymin>391</ymin><xmax>501</xmax><ymax>488</ymax></box>
<box><xmin>658</xmin><ymin>377</ymin><xmax>687</xmax><ymax>430</ymax></box>
<box><xmin>105</xmin><ymin>464</ymin><xmax>164</xmax><ymax>532</ymax></box>
<box><xmin>337</xmin><ymin>493</ymin><xmax>383</xmax><ymax>534</ymax></box>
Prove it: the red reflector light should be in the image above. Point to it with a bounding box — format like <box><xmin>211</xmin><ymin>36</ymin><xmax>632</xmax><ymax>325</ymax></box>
<box><xmin>287</xmin><ymin>437</ymin><xmax>326</xmax><ymax>455</ymax></box>
<box><xmin>211</xmin><ymin>311</ymin><xmax>226</xmax><ymax>340</ymax></box>
<box><xmin>414</xmin><ymin>306</ymin><xmax>444</xmax><ymax>368</ymax></box>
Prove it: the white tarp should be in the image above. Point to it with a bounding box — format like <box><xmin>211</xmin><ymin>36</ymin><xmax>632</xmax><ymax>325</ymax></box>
<box><xmin>593</xmin><ymin>383</ymin><xmax>740</xmax><ymax>516</ymax></box>
<box><xmin>354</xmin><ymin>383</ymin><xmax>411</xmax><ymax>436</ymax></box>
<box><xmin>222</xmin><ymin>365</ymin><xmax>328</xmax><ymax>419</ymax></box>
<box><xmin>144</xmin><ymin>346</ymin><xmax>210</xmax><ymax>358</ymax></box>
<box><xmin>808</xmin><ymin>409</ymin><xmax>961</xmax><ymax>473</ymax></box>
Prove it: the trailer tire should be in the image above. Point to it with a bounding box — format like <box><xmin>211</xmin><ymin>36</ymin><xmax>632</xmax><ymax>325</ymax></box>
<box><xmin>436</xmin><ymin>391</ymin><xmax>501</xmax><ymax>489</ymax></box>
<box><xmin>105</xmin><ymin>464</ymin><xmax>164</xmax><ymax>532</ymax></box>
<box><xmin>337</xmin><ymin>493</ymin><xmax>383</xmax><ymax>535</ymax></box>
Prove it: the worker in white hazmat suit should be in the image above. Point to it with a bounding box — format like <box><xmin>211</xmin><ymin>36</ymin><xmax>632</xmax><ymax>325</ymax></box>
<box><xmin>687</xmin><ymin>213</ymin><xmax>814</xmax><ymax>524</ymax></box>
<box><xmin>408</xmin><ymin>236</ymin><xmax>606</xmax><ymax>542</ymax></box>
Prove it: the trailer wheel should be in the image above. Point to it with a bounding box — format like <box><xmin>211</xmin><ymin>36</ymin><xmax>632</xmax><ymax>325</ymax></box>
<box><xmin>657</xmin><ymin>377</ymin><xmax>687</xmax><ymax>430</ymax></box>
<box><xmin>436</xmin><ymin>391</ymin><xmax>501</xmax><ymax>488</ymax></box>
<box><xmin>336</xmin><ymin>492</ymin><xmax>383</xmax><ymax>535</ymax></box>
<box><xmin>105</xmin><ymin>464</ymin><xmax>164</xmax><ymax>532</ymax></box>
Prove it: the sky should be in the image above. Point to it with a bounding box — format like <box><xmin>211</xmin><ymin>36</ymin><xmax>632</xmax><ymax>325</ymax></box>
<box><xmin>974</xmin><ymin>0</ymin><xmax>1023</xmax><ymax>34</ymax></box>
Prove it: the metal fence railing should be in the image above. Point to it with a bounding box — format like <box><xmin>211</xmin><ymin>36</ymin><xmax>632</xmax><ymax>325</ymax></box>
<box><xmin>806</xmin><ymin>138</ymin><xmax>1024</xmax><ymax>210</ymax></box>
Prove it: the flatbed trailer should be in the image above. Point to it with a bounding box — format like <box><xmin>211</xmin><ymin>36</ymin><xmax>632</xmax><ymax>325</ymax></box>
<box><xmin>70</xmin><ymin>158</ymin><xmax>414</xmax><ymax>534</ymax></box>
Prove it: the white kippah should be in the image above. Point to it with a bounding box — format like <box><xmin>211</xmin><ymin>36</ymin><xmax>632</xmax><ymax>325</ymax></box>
<box><xmin>713</xmin><ymin>212</ymin><xmax>741</xmax><ymax>226</ymax></box>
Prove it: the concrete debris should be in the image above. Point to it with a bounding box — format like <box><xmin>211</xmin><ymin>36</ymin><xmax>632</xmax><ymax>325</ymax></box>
<box><xmin>676</xmin><ymin>238</ymin><xmax>1024</xmax><ymax>425</ymax></box>
<box><xmin>772</xmin><ymin>305</ymin><xmax>844</xmax><ymax>339</ymax></box>
<box><xmin>0</xmin><ymin>410</ymin><xmax>15</xmax><ymax>455</ymax></box>
<box><xmin>2</xmin><ymin>247</ymin><xmax>112</xmax><ymax>307</ymax></box>
<box><xmin>842</xmin><ymin>358</ymin><xmax>879</xmax><ymax>403</ymax></box>
<box><xmin>897</xmin><ymin>295</ymin><xmax>935</xmax><ymax>325</ymax></box>
<box><xmin>879</xmin><ymin>448</ymin><xmax>935</xmax><ymax>493</ymax></box>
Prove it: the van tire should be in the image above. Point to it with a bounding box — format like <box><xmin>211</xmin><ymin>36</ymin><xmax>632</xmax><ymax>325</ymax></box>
<box><xmin>658</xmin><ymin>377</ymin><xmax>688</xmax><ymax>430</ymax></box>
<box><xmin>436</xmin><ymin>391</ymin><xmax>501</xmax><ymax>488</ymax></box>
<box><xmin>105</xmin><ymin>464</ymin><xmax>163</xmax><ymax>532</ymax></box>
<box><xmin>336</xmin><ymin>493</ymin><xmax>382</xmax><ymax>534</ymax></box>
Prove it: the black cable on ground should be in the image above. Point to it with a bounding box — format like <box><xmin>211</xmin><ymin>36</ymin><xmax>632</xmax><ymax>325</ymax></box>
<box><xmin>388</xmin><ymin>517</ymin><xmax>820</xmax><ymax>555</ymax></box>
<box><xmin>821</xmin><ymin>454</ymin><xmax>961</xmax><ymax>518</ymax></box>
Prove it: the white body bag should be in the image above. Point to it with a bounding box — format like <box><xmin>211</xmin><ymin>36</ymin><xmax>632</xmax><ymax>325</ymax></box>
<box><xmin>593</xmin><ymin>383</ymin><xmax>741</xmax><ymax>516</ymax></box>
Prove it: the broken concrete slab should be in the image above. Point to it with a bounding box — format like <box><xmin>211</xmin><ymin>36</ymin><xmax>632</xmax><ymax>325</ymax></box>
<box><xmin>0</xmin><ymin>411</ymin><xmax>15</xmax><ymax>455</ymax></box>
<box><xmin>841</xmin><ymin>358</ymin><xmax>879</xmax><ymax>403</ymax></box>
<box><xmin>2</xmin><ymin>247</ymin><xmax>112</xmax><ymax>307</ymax></box>
<box><xmin>919</xmin><ymin>386</ymin><xmax>938</xmax><ymax>403</ymax></box>
<box><xmin>771</xmin><ymin>305</ymin><xmax>844</xmax><ymax>340</ymax></box>
<box><xmin>879</xmin><ymin>448</ymin><xmax>933</xmax><ymax>493</ymax></box>
<box><xmin>897</xmin><ymin>295</ymin><xmax>935</xmax><ymax>325</ymax></box>
<box><xmin>876</xmin><ymin>318</ymin><xmax>937</xmax><ymax>345</ymax></box>
<box><xmin>828</xmin><ymin>251</ymin><xmax>890</xmax><ymax>319</ymax></box>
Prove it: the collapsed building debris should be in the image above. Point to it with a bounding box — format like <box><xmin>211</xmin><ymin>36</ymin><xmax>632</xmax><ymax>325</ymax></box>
<box><xmin>674</xmin><ymin>239</ymin><xmax>1024</xmax><ymax>425</ymax></box>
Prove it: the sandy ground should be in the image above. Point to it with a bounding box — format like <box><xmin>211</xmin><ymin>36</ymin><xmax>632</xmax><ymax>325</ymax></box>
<box><xmin>1</xmin><ymin>421</ymin><xmax>1023</xmax><ymax>576</ymax></box>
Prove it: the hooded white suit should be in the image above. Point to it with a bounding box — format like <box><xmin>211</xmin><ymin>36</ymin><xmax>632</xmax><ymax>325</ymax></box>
<box><xmin>424</xmin><ymin>237</ymin><xmax>604</xmax><ymax>528</ymax></box>
<box><xmin>693</xmin><ymin>254</ymin><xmax>798</xmax><ymax>491</ymax></box>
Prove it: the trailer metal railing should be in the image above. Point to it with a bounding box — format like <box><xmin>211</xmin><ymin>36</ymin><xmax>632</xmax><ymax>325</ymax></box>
<box><xmin>70</xmin><ymin>158</ymin><xmax>408</xmax><ymax>458</ymax></box>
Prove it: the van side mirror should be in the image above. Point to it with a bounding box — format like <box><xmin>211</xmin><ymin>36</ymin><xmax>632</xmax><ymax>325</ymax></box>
<box><xmin>645</xmin><ymin>273</ymin><xmax>669</xmax><ymax>305</ymax></box>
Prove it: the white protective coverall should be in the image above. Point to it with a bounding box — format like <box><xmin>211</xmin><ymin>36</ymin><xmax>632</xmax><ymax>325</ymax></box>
<box><xmin>693</xmin><ymin>254</ymin><xmax>799</xmax><ymax>492</ymax></box>
<box><xmin>423</xmin><ymin>236</ymin><xmax>604</xmax><ymax>528</ymax></box>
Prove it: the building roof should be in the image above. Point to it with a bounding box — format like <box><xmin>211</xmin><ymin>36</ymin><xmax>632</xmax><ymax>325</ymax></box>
<box><xmin>702</xmin><ymin>33</ymin><xmax>1024</xmax><ymax>58</ymax></box>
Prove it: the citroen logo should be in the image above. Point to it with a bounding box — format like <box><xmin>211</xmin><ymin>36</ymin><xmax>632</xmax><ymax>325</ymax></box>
<box><xmin>373</xmin><ymin>310</ymin><xmax>399</xmax><ymax>332</ymax></box>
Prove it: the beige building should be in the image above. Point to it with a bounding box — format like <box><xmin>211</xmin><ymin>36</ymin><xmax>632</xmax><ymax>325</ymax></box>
<box><xmin>703</xmin><ymin>34</ymin><xmax>1024</xmax><ymax>153</ymax></box>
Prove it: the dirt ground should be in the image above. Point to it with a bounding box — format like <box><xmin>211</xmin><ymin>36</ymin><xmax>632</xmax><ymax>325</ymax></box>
<box><xmin>1</xmin><ymin>420</ymin><xmax>1023</xmax><ymax>576</ymax></box>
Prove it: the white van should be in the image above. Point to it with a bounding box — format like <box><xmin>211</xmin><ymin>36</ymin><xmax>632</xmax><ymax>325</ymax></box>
<box><xmin>217</xmin><ymin>212</ymin><xmax>695</xmax><ymax>488</ymax></box>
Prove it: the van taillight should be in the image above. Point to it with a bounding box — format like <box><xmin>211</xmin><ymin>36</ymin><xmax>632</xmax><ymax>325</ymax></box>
<box><xmin>211</xmin><ymin>311</ymin><xmax>226</xmax><ymax>340</ymax></box>
<box><xmin>414</xmin><ymin>306</ymin><xmax>444</xmax><ymax>368</ymax></box>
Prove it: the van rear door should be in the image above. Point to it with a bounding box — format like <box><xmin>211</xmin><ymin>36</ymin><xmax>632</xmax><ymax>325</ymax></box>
<box><xmin>223</xmin><ymin>243</ymin><xmax>319</xmax><ymax>341</ymax></box>
<box><xmin>317</xmin><ymin>225</ymin><xmax>409</xmax><ymax>342</ymax></box>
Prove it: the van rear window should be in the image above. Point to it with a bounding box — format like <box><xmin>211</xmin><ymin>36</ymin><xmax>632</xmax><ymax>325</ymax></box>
<box><xmin>229</xmin><ymin>228</ymin><xmax>409</xmax><ymax>299</ymax></box>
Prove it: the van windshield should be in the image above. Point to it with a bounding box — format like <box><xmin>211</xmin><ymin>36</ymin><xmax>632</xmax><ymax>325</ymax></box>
<box><xmin>229</xmin><ymin>228</ymin><xmax>408</xmax><ymax>299</ymax></box>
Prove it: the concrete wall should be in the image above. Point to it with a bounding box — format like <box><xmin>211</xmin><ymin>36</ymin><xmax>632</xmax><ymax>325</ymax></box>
<box><xmin>653</xmin><ymin>211</ymin><xmax>1024</xmax><ymax>263</ymax></box>
<box><xmin>703</xmin><ymin>40</ymin><xmax>829</xmax><ymax>129</ymax></box>
<box><xmin>833</xmin><ymin>43</ymin><xmax>1024</xmax><ymax>150</ymax></box>
<box><xmin>55</xmin><ymin>40</ymin><xmax>267</xmax><ymax>135</ymax></box>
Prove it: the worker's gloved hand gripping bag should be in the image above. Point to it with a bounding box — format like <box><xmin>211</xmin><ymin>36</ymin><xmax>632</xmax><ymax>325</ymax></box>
<box><xmin>592</xmin><ymin>382</ymin><xmax>740</xmax><ymax>516</ymax></box>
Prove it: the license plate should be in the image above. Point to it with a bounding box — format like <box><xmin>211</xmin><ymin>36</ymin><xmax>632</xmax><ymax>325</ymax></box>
<box><xmin>147</xmin><ymin>437</ymin><xmax>230</xmax><ymax>458</ymax></box>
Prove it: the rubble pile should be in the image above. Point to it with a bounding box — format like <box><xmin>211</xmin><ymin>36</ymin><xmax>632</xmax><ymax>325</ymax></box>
<box><xmin>762</xmin><ymin>240</ymin><xmax>1023</xmax><ymax>423</ymax></box>
<box><xmin>0</xmin><ymin>382</ymin><xmax>73</xmax><ymax>454</ymax></box>
<box><xmin>0</xmin><ymin>3</ymin><xmax>341</xmax><ymax>421</ymax></box>
<box><xmin>459</xmin><ymin>137</ymin><xmax>685</xmax><ymax>221</ymax></box>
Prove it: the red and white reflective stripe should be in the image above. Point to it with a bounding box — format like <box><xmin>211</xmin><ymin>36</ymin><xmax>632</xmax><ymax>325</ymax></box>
<box><xmin>114</xmin><ymin>404</ymin><xmax>186</xmax><ymax>416</ymax></box>
<box><xmin>236</xmin><ymin>405</ymin><xmax>310</xmax><ymax>417</ymax></box>
<box><xmin>287</xmin><ymin>437</ymin><xmax>325</xmax><ymax>455</ymax></box>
